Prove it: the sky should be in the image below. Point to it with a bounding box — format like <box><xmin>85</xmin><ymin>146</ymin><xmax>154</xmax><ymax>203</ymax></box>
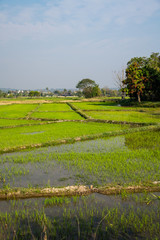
<box><xmin>0</xmin><ymin>0</ymin><xmax>160</xmax><ymax>90</ymax></box>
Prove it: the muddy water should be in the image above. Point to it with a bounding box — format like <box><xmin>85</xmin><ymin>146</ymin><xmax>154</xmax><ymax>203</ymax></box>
<box><xmin>0</xmin><ymin>192</ymin><xmax>159</xmax><ymax>214</ymax></box>
<box><xmin>0</xmin><ymin>132</ymin><xmax>159</xmax><ymax>188</ymax></box>
<box><xmin>0</xmin><ymin>193</ymin><xmax>160</xmax><ymax>239</ymax></box>
<box><xmin>0</xmin><ymin>161</ymin><xmax>78</xmax><ymax>188</ymax></box>
<box><xmin>21</xmin><ymin>131</ymin><xmax>44</xmax><ymax>135</ymax></box>
<box><xmin>42</xmin><ymin>135</ymin><xmax>128</xmax><ymax>153</ymax></box>
<box><xmin>0</xmin><ymin>136</ymin><xmax>127</xmax><ymax>188</ymax></box>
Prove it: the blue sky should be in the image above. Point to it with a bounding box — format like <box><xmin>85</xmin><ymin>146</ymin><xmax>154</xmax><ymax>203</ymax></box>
<box><xmin>0</xmin><ymin>0</ymin><xmax>160</xmax><ymax>89</ymax></box>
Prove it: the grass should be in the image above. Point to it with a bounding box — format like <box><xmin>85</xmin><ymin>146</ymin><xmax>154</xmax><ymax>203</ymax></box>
<box><xmin>120</xmin><ymin>99</ymin><xmax>160</xmax><ymax>108</ymax></box>
<box><xmin>0</xmin><ymin>122</ymin><xmax>129</xmax><ymax>151</ymax></box>
<box><xmin>0</xmin><ymin>194</ymin><xmax>160</xmax><ymax>239</ymax></box>
<box><xmin>37</xmin><ymin>103</ymin><xmax>73</xmax><ymax>111</ymax></box>
<box><xmin>1</xmin><ymin>130</ymin><xmax>160</xmax><ymax>188</ymax></box>
<box><xmin>125</xmin><ymin>129</ymin><xmax>160</xmax><ymax>149</ymax></box>
<box><xmin>0</xmin><ymin>104</ymin><xmax>38</xmax><ymax>118</ymax></box>
<box><xmin>86</xmin><ymin>110</ymin><xmax>160</xmax><ymax>123</ymax></box>
<box><xmin>73</xmin><ymin>101</ymin><xmax>120</xmax><ymax>110</ymax></box>
<box><xmin>0</xmin><ymin>98</ymin><xmax>160</xmax><ymax>239</ymax></box>
<box><xmin>0</xmin><ymin>119</ymin><xmax>43</xmax><ymax>127</ymax></box>
<box><xmin>30</xmin><ymin>111</ymin><xmax>84</xmax><ymax>120</ymax></box>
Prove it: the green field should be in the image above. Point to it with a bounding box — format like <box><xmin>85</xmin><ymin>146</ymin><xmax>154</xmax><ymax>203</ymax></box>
<box><xmin>0</xmin><ymin>122</ymin><xmax>129</xmax><ymax>151</ymax></box>
<box><xmin>30</xmin><ymin>111</ymin><xmax>84</xmax><ymax>120</ymax></box>
<box><xmin>1</xmin><ymin>130</ymin><xmax>160</xmax><ymax>188</ymax></box>
<box><xmin>0</xmin><ymin>99</ymin><xmax>160</xmax><ymax>239</ymax></box>
<box><xmin>37</xmin><ymin>103</ymin><xmax>73</xmax><ymax>111</ymax></box>
<box><xmin>0</xmin><ymin>118</ymin><xmax>44</xmax><ymax>127</ymax></box>
<box><xmin>86</xmin><ymin>110</ymin><xmax>160</xmax><ymax>123</ymax></box>
<box><xmin>0</xmin><ymin>103</ymin><xmax>38</xmax><ymax>118</ymax></box>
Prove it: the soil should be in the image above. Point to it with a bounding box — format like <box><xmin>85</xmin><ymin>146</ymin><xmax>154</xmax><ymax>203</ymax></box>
<box><xmin>1</xmin><ymin>183</ymin><xmax>160</xmax><ymax>200</ymax></box>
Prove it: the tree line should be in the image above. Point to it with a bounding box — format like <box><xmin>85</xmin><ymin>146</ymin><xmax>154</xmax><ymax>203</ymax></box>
<box><xmin>76</xmin><ymin>53</ymin><xmax>160</xmax><ymax>101</ymax></box>
<box><xmin>1</xmin><ymin>52</ymin><xmax>159</xmax><ymax>101</ymax></box>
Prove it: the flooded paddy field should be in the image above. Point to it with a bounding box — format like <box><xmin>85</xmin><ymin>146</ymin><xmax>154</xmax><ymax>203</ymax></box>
<box><xmin>0</xmin><ymin>99</ymin><xmax>160</xmax><ymax>239</ymax></box>
<box><xmin>0</xmin><ymin>122</ymin><xmax>130</xmax><ymax>153</ymax></box>
<box><xmin>0</xmin><ymin>130</ymin><xmax>160</xmax><ymax>189</ymax></box>
<box><xmin>0</xmin><ymin>192</ymin><xmax>160</xmax><ymax>239</ymax></box>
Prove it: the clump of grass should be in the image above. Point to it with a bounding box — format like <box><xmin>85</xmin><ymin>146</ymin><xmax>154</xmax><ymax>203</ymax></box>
<box><xmin>67</xmin><ymin>102</ymin><xmax>91</xmax><ymax>119</ymax></box>
<box><xmin>0</xmin><ymin>194</ymin><xmax>160</xmax><ymax>239</ymax></box>
<box><xmin>125</xmin><ymin>129</ymin><xmax>160</xmax><ymax>150</ymax></box>
<box><xmin>44</xmin><ymin>197</ymin><xmax>71</xmax><ymax>206</ymax></box>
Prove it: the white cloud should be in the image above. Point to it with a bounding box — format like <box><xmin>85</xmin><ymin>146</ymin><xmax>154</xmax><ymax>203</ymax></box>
<box><xmin>0</xmin><ymin>0</ymin><xmax>160</xmax><ymax>42</ymax></box>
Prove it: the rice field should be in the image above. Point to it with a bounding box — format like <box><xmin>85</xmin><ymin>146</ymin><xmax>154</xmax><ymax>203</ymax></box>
<box><xmin>0</xmin><ymin>193</ymin><xmax>160</xmax><ymax>239</ymax></box>
<box><xmin>0</xmin><ymin>122</ymin><xmax>130</xmax><ymax>152</ymax></box>
<box><xmin>30</xmin><ymin>111</ymin><xmax>84</xmax><ymax>120</ymax></box>
<box><xmin>0</xmin><ymin>131</ymin><xmax>160</xmax><ymax>189</ymax></box>
<box><xmin>0</xmin><ymin>118</ymin><xmax>44</xmax><ymax>127</ymax></box>
<box><xmin>0</xmin><ymin>103</ymin><xmax>39</xmax><ymax>118</ymax></box>
<box><xmin>86</xmin><ymin>110</ymin><xmax>160</xmax><ymax>123</ymax></box>
<box><xmin>37</xmin><ymin>103</ymin><xmax>73</xmax><ymax>111</ymax></box>
<box><xmin>0</xmin><ymin>98</ymin><xmax>160</xmax><ymax>239</ymax></box>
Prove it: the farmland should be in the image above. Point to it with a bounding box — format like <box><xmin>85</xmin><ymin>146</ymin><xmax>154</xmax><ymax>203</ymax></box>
<box><xmin>0</xmin><ymin>98</ymin><xmax>160</xmax><ymax>239</ymax></box>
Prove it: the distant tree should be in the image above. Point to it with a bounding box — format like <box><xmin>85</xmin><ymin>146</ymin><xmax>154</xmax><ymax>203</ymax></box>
<box><xmin>54</xmin><ymin>90</ymin><xmax>60</xmax><ymax>95</ymax></box>
<box><xmin>29</xmin><ymin>91</ymin><xmax>41</xmax><ymax>97</ymax></box>
<box><xmin>76</xmin><ymin>78</ymin><xmax>101</xmax><ymax>98</ymax></box>
<box><xmin>67</xmin><ymin>90</ymin><xmax>72</xmax><ymax>96</ymax></box>
<box><xmin>113</xmin><ymin>68</ymin><xmax>126</xmax><ymax>99</ymax></box>
<box><xmin>76</xmin><ymin>79</ymin><xmax>96</xmax><ymax>89</ymax></box>
<box><xmin>76</xmin><ymin>90</ymin><xmax>83</xmax><ymax>97</ymax></box>
<box><xmin>101</xmin><ymin>87</ymin><xmax>120</xmax><ymax>97</ymax></box>
<box><xmin>0</xmin><ymin>90</ymin><xmax>5</xmax><ymax>98</ymax></box>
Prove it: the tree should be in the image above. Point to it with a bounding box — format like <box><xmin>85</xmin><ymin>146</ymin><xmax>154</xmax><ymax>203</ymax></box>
<box><xmin>0</xmin><ymin>90</ymin><xmax>5</xmax><ymax>98</ymax></box>
<box><xmin>122</xmin><ymin>52</ymin><xmax>160</xmax><ymax>102</ymax></box>
<box><xmin>76</xmin><ymin>78</ymin><xmax>97</xmax><ymax>90</ymax></box>
<box><xmin>29</xmin><ymin>91</ymin><xmax>41</xmax><ymax>97</ymax></box>
<box><xmin>76</xmin><ymin>78</ymin><xmax>101</xmax><ymax>98</ymax></box>
<box><xmin>144</xmin><ymin>66</ymin><xmax>160</xmax><ymax>100</ymax></box>
<box><xmin>113</xmin><ymin>68</ymin><xmax>125</xmax><ymax>99</ymax></box>
<box><xmin>147</xmin><ymin>52</ymin><xmax>160</xmax><ymax>71</ymax></box>
<box><xmin>123</xmin><ymin>62</ymin><xmax>148</xmax><ymax>103</ymax></box>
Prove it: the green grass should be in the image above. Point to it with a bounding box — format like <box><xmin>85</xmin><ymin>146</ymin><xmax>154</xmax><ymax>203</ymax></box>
<box><xmin>73</xmin><ymin>101</ymin><xmax>160</xmax><ymax>112</ymax></box>
<box><xmin>0</xmin><ymin>104</ymin><xmax>38</xmax><ymax>118</ymax></box>
<box><xmin>73</xmin><ymin>101</ymin><xmax>120</xmax><ymax>110</ymax></box>
<box><xmin>0</xmin><ymin>99</ymin><xmax>159</xmax><ymax>240</ymax></box>
<box><xmin>1</xmin><ymin>130</ymin><xmax>159</xmax><ymax>187</ymax></box>
<box><xmin>37</xmin><ymin>103</ymin><xmax>73</xmax><ymax>111</ymax></box>
<box><xmin>86</xmin><ymin>110</ymin><xmax>160</xmax><ymax>123</ymax></box>
<box><xmin>120</xmin><ymin>100</ymin><xmax>160</xmax><ymax>108</ymax></box>
<box><xmin>125</xmin><ymin>129</ymin><xmax>160</xmax><ymax>150</ymax></box>
<box><xmin>0</xmin><ymin>119</ymin><xmax>43</xmax><ymax>127</ymax></box>
<box><xmin>0</xmin><ymin>96</ymin><xmax>81</xmax><ymax>101</ymax></box>
<box><xmin>3</xmin><ymin>148</ymin><xmax>160</xmax><ymax>187</ymax></box>
<box><xmin>0</xmin><ymin>122</ymin><xmax>129</xmax><ymax>151</ymax></box>
<box><xmin>0</xmin><ymin>194</ymin><xmax>160</xmax><ymax>240</ymax></box>
<box><xmin>30</xmin><ymin>111</ymin><xmax>84</xmax><ymax>120</ymax></box>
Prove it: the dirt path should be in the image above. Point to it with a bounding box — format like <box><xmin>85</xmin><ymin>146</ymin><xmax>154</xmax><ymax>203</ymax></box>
<box><xmin>0</xmin><ymin>183</ymin><xmax>160</xmax><ymax>200</ymax></box>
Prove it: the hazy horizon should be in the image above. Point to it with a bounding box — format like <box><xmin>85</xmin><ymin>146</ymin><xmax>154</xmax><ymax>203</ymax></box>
<box><xmin>0</xmin><ymin>0</ymin><xmax>160</xmax><ymax>90</ymax></box>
